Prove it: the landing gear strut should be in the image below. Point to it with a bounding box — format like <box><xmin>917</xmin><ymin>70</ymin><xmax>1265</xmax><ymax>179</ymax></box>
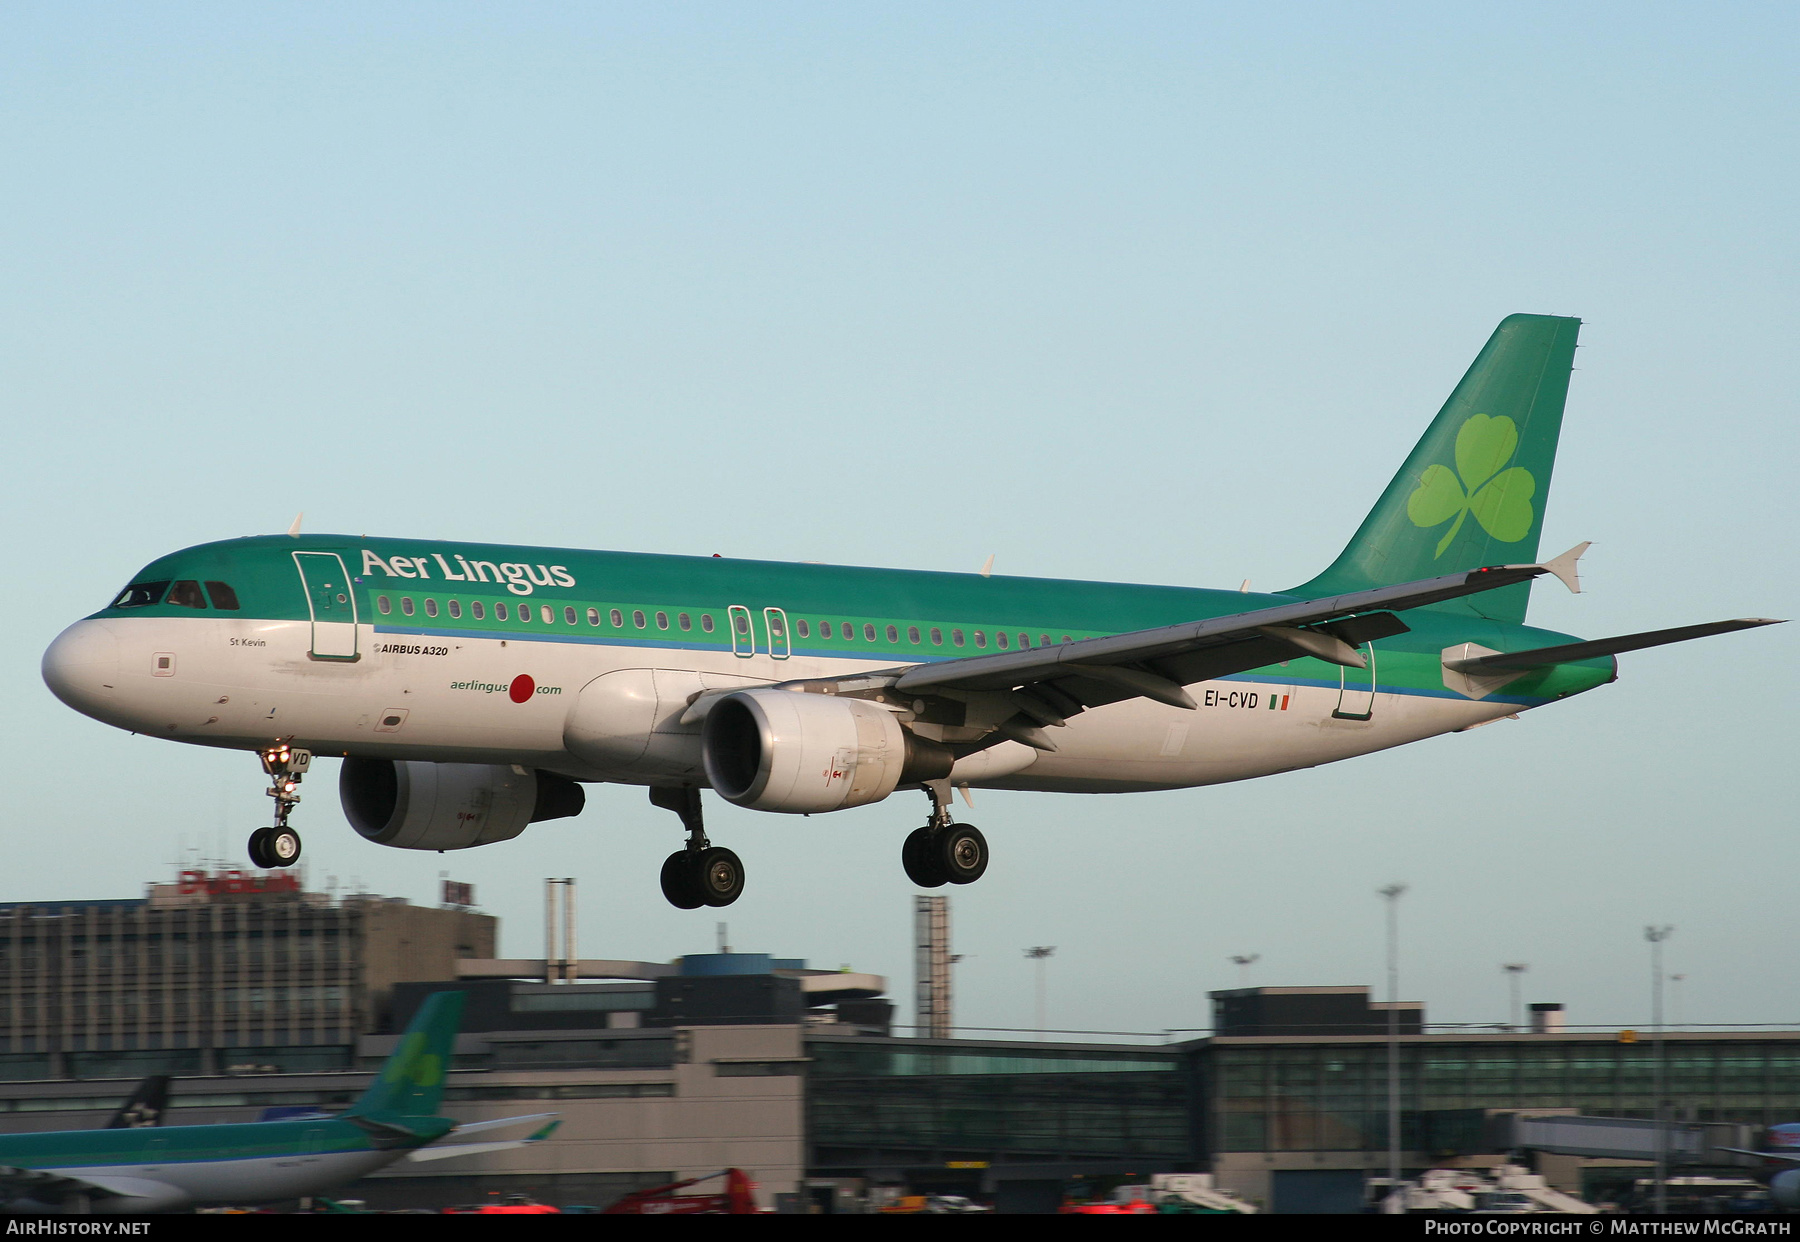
<box><xmin>650</xmin><ymin>786</ymin><xmax>744</xmax><ymax>909</ymax></box>
<box><xmin>248</xmin><ymin>741</ymin><xmax>310</xmax><ymax>870</ymax></box>
<box><xmin>902</xmin><ymin>782</ymin><xmax>988</xmax><ymax>888</ymax></box>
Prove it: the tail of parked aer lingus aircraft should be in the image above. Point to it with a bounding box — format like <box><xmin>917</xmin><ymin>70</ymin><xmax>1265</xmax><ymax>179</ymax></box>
<box><xmin>1290</xmin><ymin>314</ymin><xmax>1581</xmax><ymax>624</ymax></box>
<box><xmin>343</xmin><ymin>990</ymin><xmax>464</xmax><ymax>1121</ymax></box>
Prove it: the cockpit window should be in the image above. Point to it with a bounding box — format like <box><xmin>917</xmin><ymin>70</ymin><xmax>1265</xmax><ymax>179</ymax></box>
<box><xmin>204</xmin><ymin>581</ymin><xmax>240</xmax><ymax>610</ymax></box>
<box><xmin>110</xmin><ymin>581</ymin><xmax>171</xmax><ymax>609</ymax></box>
<box><xmin>165</xmin><ymin>581</ymin><xmax>208</xmax><ymax>609</ymax></box>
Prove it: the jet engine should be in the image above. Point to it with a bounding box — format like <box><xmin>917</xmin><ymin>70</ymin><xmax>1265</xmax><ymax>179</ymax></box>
<box><xmin>340</xmin><ymin>757</ymin><xmax>585</xmax><ymax>850</ymax></box>
<box><xmin>1771</xmin><ymin>1169</ymin><xmax>1800</xmax><ymax>1210</ymax></box>
<box><xmin>702</xmin><ymin>689</ymin><xmax>951</xmax><ymax>814</ymax></box>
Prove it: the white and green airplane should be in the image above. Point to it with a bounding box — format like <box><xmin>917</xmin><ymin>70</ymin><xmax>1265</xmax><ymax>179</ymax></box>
<box><xmin>41</xmin><ymin>315</ymin><xmax>1779</xmax><ymax>908</ymax></box>
<box><xmin>0</xmin><ymin>993</ymin><xmax>556</xmax><ymax>1212</ymax></box>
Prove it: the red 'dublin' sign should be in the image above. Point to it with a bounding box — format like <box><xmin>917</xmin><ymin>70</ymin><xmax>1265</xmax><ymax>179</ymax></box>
<box><xmin>178</xmin><ymin>869</ymin><xmax>302</xmax><ymax>897</ymax></box>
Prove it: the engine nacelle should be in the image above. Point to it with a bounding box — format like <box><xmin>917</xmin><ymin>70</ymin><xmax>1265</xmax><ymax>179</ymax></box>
<box><xmin>702</xmin><ymin>689</ymin><xmax>951</xmax><ymax>814</ymax></box>
<box><xmin>340</xmin><ymin>757</ymin><xmax>585</xmax><ymax>850</ymax></box>
<box><xmin>1771</xmin><ymin>1169</ymin><xmax>1800</xmax><ymax>1210</ymax></box>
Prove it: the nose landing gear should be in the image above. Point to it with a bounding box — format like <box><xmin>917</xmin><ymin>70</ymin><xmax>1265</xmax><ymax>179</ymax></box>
<box><xmin>903</xmin><ymin>782</ymin><xmax>988</xmax><ymax>888</ymax></box>
<box><xmin>650</xmin><ymin>786</ymin><xmax>744</xmax><ymax>909</ymax></box>
<box><xmin>248</xmin><ymin>742</ymin><xmax>310</xmax><ymax>870</ymax></box>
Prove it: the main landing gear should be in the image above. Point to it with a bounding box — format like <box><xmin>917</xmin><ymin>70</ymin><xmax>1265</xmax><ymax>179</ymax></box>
<box><xmin>248</xmin><ymin>741</ymin><xmax>310</xmax><ymax>870</ymax></box>
<box><xmin>650</xmin><ymin>786</ymin><xmax>744</xmax><ymax>909</ymax></box>
<box><xmin>902</xmin><ymin>782</ymin><xmax>988</xmax><ymax>888</ymax></box>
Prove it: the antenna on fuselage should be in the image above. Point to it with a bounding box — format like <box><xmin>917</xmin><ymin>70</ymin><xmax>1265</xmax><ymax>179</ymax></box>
<box><xmin>979</xmin><ymin>554</ymin><xmax>995</xmax><ymax>578</ymax></box>
<box><xmin>287</xmin><ymin>512</ymin><xmax>304</xmax><ymax>538</ymax></box>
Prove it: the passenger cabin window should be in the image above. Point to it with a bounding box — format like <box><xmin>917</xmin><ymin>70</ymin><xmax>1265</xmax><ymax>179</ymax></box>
<box><xmin>952</xmin><ymin>629</ymin><xmax>965</xmax><ymax>647</ymax></box>
<box><xmin>111</xmin><ymin>581</ymin><xmax>171</xmax><ymax>609</ymax></box>
<box><xmin>540</xmin><ymin>605</ymin><xmax>554</xmax><ymax>624</ymax></box>
<box><xmin>495</xmin><ymin>602</ymin><xmax>508</xmax><ymax>620</ymax></box>
<box><xmin>472</xmin><ymin>601</ymin><xmax>485</xmax><ymax>619</ymax></box>
<box><xmin>448</xmin><ymin>600</ymin><xmax>461</xmax><ymax>619</ymax></box>
<box><xmin>820</xmin><ymin>621</ymin><xmax>833</xmax><ymax>639</ymax></box>
<box><xmin>907</xmin><ymin>626</ymin><xmax>920</xmax><ymax>644</ymax></box>
<box><xmin>564</xmin><ymin>606</ymin><xmax>577</xmax><ymax>625</ymax></box>
<box><xmin>885</xmin><ymin>624</ymin><xmax>898</xmax><ymax>643</ymax></box>
<box><xmin>401</xmin><ymin>598</ymin><xmax>415</xmax><ymax>617</ymax></box>
<box><xmin>1018</xmin><ymin>633</ymin><xmax>1031</xmax><ymax>648</ymax></box>
<box><xmin>930</xmin><ymin>627</ymin><xmax>942</xmax><ymax>645</ymax></box>
<box><xmin>610</xmin><ymin>609</ymin><xmax>624</xmax><ymax>628</ymax></box>
<box><xmin>166</xmin><ymin>580</ymin><xmax>207</xmax><ymax>609</ymax></box>
<box><xmin>656</xmin><ymin>611</ymin><xmax>669</xmax><ymax>630</ymax></box>
<box><xmin>734</xmin><ymin>613</ymin><xmax>750</xmax><ymax>635</ymax></box>
<box><xmin>633</xmin><ymin>610</ymin><xmax>646</xmax><ymax>629</ymax></box>
<box><xmin>701</xmin><ymin>614</ymin><xmax>715</xmax><ymax>633</ymax></box>
<box><xmin>377</xmin><ymin>596</ymin><xmax>392</xmax><ymax>615</ymax></box>
<box><xmin>796</xmin><ymin>619</ymin><xmax>810</xmax><ymax>638</ymax></box>
<box><xmin>974</xmin><ymin>631</ymin><xmax>986</xmax><ymax>648</ymax></box>
<box><xmin>424</xmin><ymin>599</ymin><xmax>439</xmax><ymax>618</ymax></box>
<box><xmin>679</xmin><ymin>613</ymin><xmax>692</xmax><ymax>631</ymax></box>
<box><xmin>997</xmin><ymin>631</ymin><xmax>1009</xmax><ymax>649</ymax></box>
<box><xmin>587</xmin><ymin>608</ymin><xmax>599</xmax><ymax>626</ymax></box>
<box><xmin>519</xmin><ymin>605</ymin><xmax>532</xmax><ymax>623</ymax></box>
<box><xmin>204</xmin><ymin>581</ymin><xmax>240</xmax><ymax>610</ymax></box>
<box><xmin>862</xmin><ymin>623</ymin><xmax>876</xmax><ymax>642</ymax></box>
<box><xmin>1041</xmin><ymin>634</ymin><xmax>1052</xmax><ymax>647</ymax></box>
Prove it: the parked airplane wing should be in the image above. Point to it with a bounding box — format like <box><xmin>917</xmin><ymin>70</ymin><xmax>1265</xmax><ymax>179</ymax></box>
<box><xmin>0</xmin><ymin>1166</ymin><xmax>184</xmax><ymax>1211</ymax></box>
<box><xmin>1444</xmin><ymin>618</ymin><xmax>1784</xmax><ymax>673</ymax></box>
<box><xmin>446</xmin><ymin>1112</ymin><xmax>558</xmax><ymax>1136</ymax></box>
<box><xmin>407</xmin><ymin>1118</ymin><xmax>561</xmax><ymax>1162</ymax></box>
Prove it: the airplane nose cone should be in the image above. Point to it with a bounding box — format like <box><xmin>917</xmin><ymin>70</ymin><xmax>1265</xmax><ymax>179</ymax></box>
<box><xmin>42</xmin><ymin>620</ymin><xmax>121</xmax><ymax>717</ymax></box>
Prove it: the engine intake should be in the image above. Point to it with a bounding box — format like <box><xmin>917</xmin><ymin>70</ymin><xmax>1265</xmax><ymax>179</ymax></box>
<box><xmin>341</xmin><ymin>758</ymin><xmax>584</xmax><ymax>850</ymax></box>
<box><xmin>702</xmin><ymin>689</ymin><xmax>950</xmax><ymax>814</ymax></box>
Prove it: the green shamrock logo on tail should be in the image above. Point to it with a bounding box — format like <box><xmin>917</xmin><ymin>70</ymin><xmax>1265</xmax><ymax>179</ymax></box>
<box><xmin>1407</xmin><ymin>413</ymin><xmax>1536</xmax><ymax>557</ymax></box>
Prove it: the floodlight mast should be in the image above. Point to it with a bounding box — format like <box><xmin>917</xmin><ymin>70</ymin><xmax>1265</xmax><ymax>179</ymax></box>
<box><xmin>1645</xmin><ymin>925</ymin><xmax>1675</xmax><ymax>1215</ymax></box>
<box><xmin>1379</xmin><ymin>883</ymin><xmax>1407</xmax><ymax>1206</ymax></box>
<box><xmin>1503</xmin><ymin>963</ymin><xmax>1529</xmax><ymax>1032</ymax></box>
<box><xmin>1025</xmin><ymin>946</ymin><xmax>1056</xmax><ymax>1040</ymax></box>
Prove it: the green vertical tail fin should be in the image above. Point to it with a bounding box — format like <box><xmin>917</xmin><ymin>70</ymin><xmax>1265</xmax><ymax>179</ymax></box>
<box><xmin>1287</xmin><ymin>314</ymin><xmax>1581</xmax><ymax>624</ymax></box>
<box><xmin>343</xmin><ymin>990</ymin><xmax>464</xmax><ymax>1120</ymax></box>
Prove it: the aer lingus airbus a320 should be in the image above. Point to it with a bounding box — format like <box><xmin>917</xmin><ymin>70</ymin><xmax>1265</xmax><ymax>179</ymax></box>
<box><xmin>41</xmin><ymin>316</ymin><xmax>1780</xmax><ymax>908</ymax></box>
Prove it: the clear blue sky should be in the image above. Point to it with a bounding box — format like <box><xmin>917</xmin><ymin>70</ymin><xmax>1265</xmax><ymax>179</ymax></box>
<box><xmin>2</xmin><ymin>3</ymin><xmax>1793</xmax><ymax>1038</ymax></box>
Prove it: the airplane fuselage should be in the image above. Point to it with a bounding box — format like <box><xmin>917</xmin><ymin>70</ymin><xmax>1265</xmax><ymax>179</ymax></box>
<box><xmin>43</xmin><ymin>534</ymin><xmax>1614</xmax><ymax>799</ymax></box>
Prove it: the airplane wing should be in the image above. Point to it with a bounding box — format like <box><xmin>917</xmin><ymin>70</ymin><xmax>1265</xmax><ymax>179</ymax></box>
<box><xmin>407</xmin><ymin>1119</ymin><xmax>560</xmax><ymax>1163</ymax></box>
<box><xmin>1718</xmin><ymin>1147</ymin><xmax>1800</xmax><ymax>1163</ymax></box>
<box><xmin>1444</xmin><ymin>618</ymin><xmax>1784</xmax><ymax>673</ymax></box>
<box><xmin>0</xmin><ymin>1166</ymin><xmax>185</xmax><ymax>1211</ymax></box>
<box><xmin>446</xmin><ymin>1112</ymin><xmax>558</xmax><ymax>1136</ymax></box>
<box><xmin>741</xmin><ymin>551</ymin><xmax>1586</xmax><ymax>751</ymax></box>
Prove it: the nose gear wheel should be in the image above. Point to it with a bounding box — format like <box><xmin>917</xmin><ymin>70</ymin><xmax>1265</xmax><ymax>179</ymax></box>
<box><xmin>250</xmin><ymin>741</ymin><xmax>310</xmax><ymax>869</ymax></box>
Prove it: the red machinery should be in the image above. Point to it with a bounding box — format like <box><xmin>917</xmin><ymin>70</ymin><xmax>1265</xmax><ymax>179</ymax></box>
<box><xmin>604</xmin><ymin>1169</ymin><xmax>760</xmax><ymax>1214</ymax></box>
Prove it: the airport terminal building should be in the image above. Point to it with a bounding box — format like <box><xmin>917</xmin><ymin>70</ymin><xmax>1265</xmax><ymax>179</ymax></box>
<box><xmin>0</xmin><ymin>875</ymin><xmax>1794</xmax><ymax>1211</ymax></box>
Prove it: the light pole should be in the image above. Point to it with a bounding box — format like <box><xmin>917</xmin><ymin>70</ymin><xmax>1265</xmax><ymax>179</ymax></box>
<box><xmin>1645</xmin><ymin>925</ymin><xmax>1674</xmax><ymax>1215</ymax></box>
<box><xmin>1503</xmin><ymin>963</ymin><xmax>1528</xmax><ymax>1031</ymax></box>
<box><xmin>1230</xmin><ymin>953</ymin><xmax>1260</xmax><ymax>988</ymax></box>
<box><xmin>1025</xmin><ymin>947</ymin><xmax>1056</xmax><ymax>1039</ymax></box>
<box><xmin>1379</xmin><ymin>883</ymin><xmax>1407</xmax><ymax>1204</ymax></box>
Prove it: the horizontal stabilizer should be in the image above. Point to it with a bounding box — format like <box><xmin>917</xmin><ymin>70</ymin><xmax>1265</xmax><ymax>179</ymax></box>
<box><xmin>1445</xmin><ymin>618</ymin><xmax>1784</xmax><ymax>673</ymax></box>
